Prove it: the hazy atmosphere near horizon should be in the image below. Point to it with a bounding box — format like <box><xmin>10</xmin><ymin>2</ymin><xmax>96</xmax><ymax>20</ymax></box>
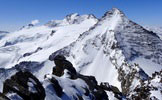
<box><xmin>0</xmin><ymin>0</ymin><xmax>162</xmax><ymax>32</ymax></box>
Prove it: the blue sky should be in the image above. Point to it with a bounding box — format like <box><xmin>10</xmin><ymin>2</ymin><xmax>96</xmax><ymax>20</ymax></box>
<box><xmin>0</xmin><ymin>0</ymin><xmax>162</xmax><ymax>32</ymax></box>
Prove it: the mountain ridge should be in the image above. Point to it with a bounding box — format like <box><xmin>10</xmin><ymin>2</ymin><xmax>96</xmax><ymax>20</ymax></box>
<box><xmin>0</xmin><ymin>8</ymin><xmax>161</xmax><ymax>100</ymax></box>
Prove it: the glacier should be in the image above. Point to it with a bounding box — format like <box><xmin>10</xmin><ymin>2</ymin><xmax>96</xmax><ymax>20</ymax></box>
<box><xmin>0</xmin><ymin>8</ymin><xmax>161</xmax><ymax>100</ymax></box>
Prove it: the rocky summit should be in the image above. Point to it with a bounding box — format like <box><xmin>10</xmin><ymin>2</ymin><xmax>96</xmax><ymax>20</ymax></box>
<box><xmin>0</xmin><ymin>8</ymin><xmax>161</xmax><ymax>100</ymax></box>
<box><xmin>0</xmin><ymin>55</ymin><xmax>125</xmax><ymax>100</ymax></box>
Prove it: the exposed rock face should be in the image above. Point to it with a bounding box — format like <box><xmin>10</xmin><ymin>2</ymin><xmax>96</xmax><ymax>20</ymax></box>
<box><xmin>0</xmin><ymin>56</ymin><xmax>124</xmax><ymax>100</ymax></box>
<box><xmin>23</xmin><ymin>47</ymin><xmax>43</xmax><ymax>57</ymax></box>
<box><xmin>2</xmin><ymin>71</ymin><xmax>45</xmax><ymax>100</ymax></box>
<box><xmin>129</xmin><ymin>70</ymin><xmax>162</xmax><ymax>100</ymax></box>
<box><xmin>0</xmin><ymin>8</ymin><xmax>162</xmax><ymax>100</ymax></box>
<box><xmin>77</xmin><ymin>74</ymin><xmax>109</xmax><ymax>100</ymax></box>
<box><xmin>52</xmin><ymin>55</ymin><xmax>77</xmax><ymax>79</ymax></box>
<box><xmin>47</xmin><ymin>55</ymin><xmax>124</xmax><ymax>100</ymax></box>
<box><xmin>44</xmin><ymin>71</ymin><xmax>124</xmax><ymax>100</ymax></box>
<box><xmin>100</xmin><ymin>82</ymin><xmax>123</xmax><ymax>99</ymax></box>
<box><xmin>44</xmin><ymin>73</ymin><xmax>110</xmax><ymax>100</ymax></box>
<box><xmin>50</xmin><ymin>77</ymin><xmax>63</xmax><ymax>97</ymax></box>
<box><xmin>0</xmin><ymin>54</ymin><xmax>160</xmax><ymax>100</ymax></box>
<box><xmin>20</xmin><ymin>23</ymin><xmax>35</xmax><ymax>30</ymax></box>
<box><xmin>14</xmin><ymin>61</ymin><xmax>44</xmax><ymax>72</ymax></box>
<box><xmin>144</xmin><ymin>26</ymin><xmax>162</xmax><ymax>40</ymax></box>
<box><xmin>117</xmin><ymin>62</ymin><xmax>149</xmax><ymax>95</ymax></box>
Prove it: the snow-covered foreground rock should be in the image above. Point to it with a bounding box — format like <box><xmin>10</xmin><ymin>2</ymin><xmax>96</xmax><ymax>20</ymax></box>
<box><xmin>0</xmin><ymin>57</ymin><xmax>124</xmax><ymax>100</ymax></box>
<box><xmin>0</xmin><ymin>8</ymin><xmax>161</xmax><ymax>100</ymax></box>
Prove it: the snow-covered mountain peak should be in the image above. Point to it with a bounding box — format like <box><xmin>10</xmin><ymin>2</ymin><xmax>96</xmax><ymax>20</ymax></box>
<box><xmin>65</xmin><ymin>13</ymin><xmax>97</xmax><ymax>24</ymax></box>
<box><xmin>46</xmin><ymin>13</ymin><xmax>98</xmax><ymax>27</ymax></box>
<box><xmin>49</xmin><ymin>8</ymin><xmax>162</xmax><ymax>93</ymax></box>
<box><xmin>20</xmin><ymin>24</ymin><xmax>33</xmax><ymax>30</ymax></box>
<box><xmin>65</xmin><ymin>13</ymin><xmax>96</xmax><ymax>20</ymax></box>
<box><xmin>76</xmin><ymin>8</ymin><xmax>126</xmax><ymax>41</ymax></box>
<box><xmin>0</xmin><ymin>8</ymin><xmax>161</xmax><ymax>100</ymax></box>
<box><xmin>20</xmin><ymin>20</ymin><xmax>40</xmax><ymax>30</ymax></box>
<box><xmin>86</xmin><ymin>8</ymin><xmax>127</xmax><ymax>33</ymax></box>
<box><xmin>65</xmin><ymin>13</ymin><xmax>79</xmax><ymax>20</ymax></box>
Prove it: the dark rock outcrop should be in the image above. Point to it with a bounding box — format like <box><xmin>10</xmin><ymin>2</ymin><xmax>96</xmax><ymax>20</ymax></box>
<box><xmin>50</xmin><ymin>30</ymin><xmax>56</xmax><ymax>36</ymax></box>
<box><xmin>3</xmin><ymin>71</ymin><xmax>45</xmax><ymax>100</ymax></box>
<box><xmin>14</xmin><ymin>61</ymin><xmax>44</xmax><ymax>72</ymax></box>
<box><xmin>100</xmin><ymin>82</ymin><xmax>123</xmax><ymax>99</ymax></box>
<box><xmin>0</xmin><ymin>55</ymin><xmax>125</xmax><ymax>100</ymax></box>
<box><xmin>23</xmin><ymin>47</ymin><xmax>43</xmax><ymax>57</ymax></box>
<box><xmin>48</xmin><ymin>55</ymin><xmax>124</xmax><ymax>100</ymax></box>
<box><xmin>129</xmin><ymin>70</ymin><xmax>162</xmax><ymax>100</ymax></box>
<box><xmin>52</xmin><ymin>55</ymin><xmax>77</xmax><ymax>79</ymax></box>
<box><xmin>50</xmin><ymin>77</ymin><xmax>63</xmax><ymax>97</ymax></box>
<box><xmin>117</xmin><ymin>62</ymin><xmax>149</xmax><ymax>95</ymax></box>
<box><xmin>45</xmin><ymin>73</ymin><xmax>109</xmax><ymax>100</ymax></box>
<box><xmin>78</xmin><ymin>74</ymin><xmax>109</xmax><ymax>100</ymax></box>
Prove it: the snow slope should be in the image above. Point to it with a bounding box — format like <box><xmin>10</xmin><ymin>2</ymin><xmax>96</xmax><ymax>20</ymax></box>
<box><xmin>0</xmin><ymin>8</ymin><xmax>161</xmax><ymax>100</ymax></box>
<box><xmin>0</xmin><ymin>14</ymin><xmax>97</xmax><ymax>69</ymax></box>
<box><xmin>144</xmin><ymin>26</ymin><xmax>162</xmax><ymax>39</ymax></box>
<box><xmin>49</xmin><ymin>8</ymin><xmax>162</xmax><ymax>99</ymax></box>
<box><xmin>51</xmin><ymin>8</ymin><xmax>161</xmax><ymax>83</ymax></box>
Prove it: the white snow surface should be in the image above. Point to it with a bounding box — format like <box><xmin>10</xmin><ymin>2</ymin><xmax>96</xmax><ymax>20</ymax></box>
<box><xmin>0</xmin><ymin>15</ymin><xmax>97</xmax><ymax>69</ymax></box>
<box><xmin>0</xmin><ymin>8</ymin><xmax>161</xmax><ymax>99</ymax></box>
<box><xmin>131</xmin><ymin>57</ymin><xmax>162</xmax><ymax>76</ymax></box>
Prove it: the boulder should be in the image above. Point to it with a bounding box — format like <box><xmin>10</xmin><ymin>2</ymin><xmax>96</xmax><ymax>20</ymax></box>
<box><xmin>3</xmin><ymin>71</ymin><xmax>45</xmax><ymax>100</ymax></box>
<box><xmin>52</xmin><ymin>55</ymin><xmax>77</xmax><ymax>79</ymax></box>
<box><xmin>78</xmin><ymin>74</ymin><xmax>108</xmax><ymax>100</ymax></box>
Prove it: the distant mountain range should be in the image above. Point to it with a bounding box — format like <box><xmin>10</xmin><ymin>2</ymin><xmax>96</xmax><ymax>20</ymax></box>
<box><xmin>0</xmin><ymin>31</ymin><xmax>9</xmax><ymax>34</ymax></box>
<box><xmin>0</xmin><ymin>8</ymin><xmax>161</xmax><ymax>100</ymax></box>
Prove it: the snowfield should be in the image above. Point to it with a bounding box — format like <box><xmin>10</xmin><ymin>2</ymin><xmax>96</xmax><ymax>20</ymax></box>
<box><xmin>0</xmin><ymin>8</ymin><xmax>161</xmax><ymax>100</ymax></box>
